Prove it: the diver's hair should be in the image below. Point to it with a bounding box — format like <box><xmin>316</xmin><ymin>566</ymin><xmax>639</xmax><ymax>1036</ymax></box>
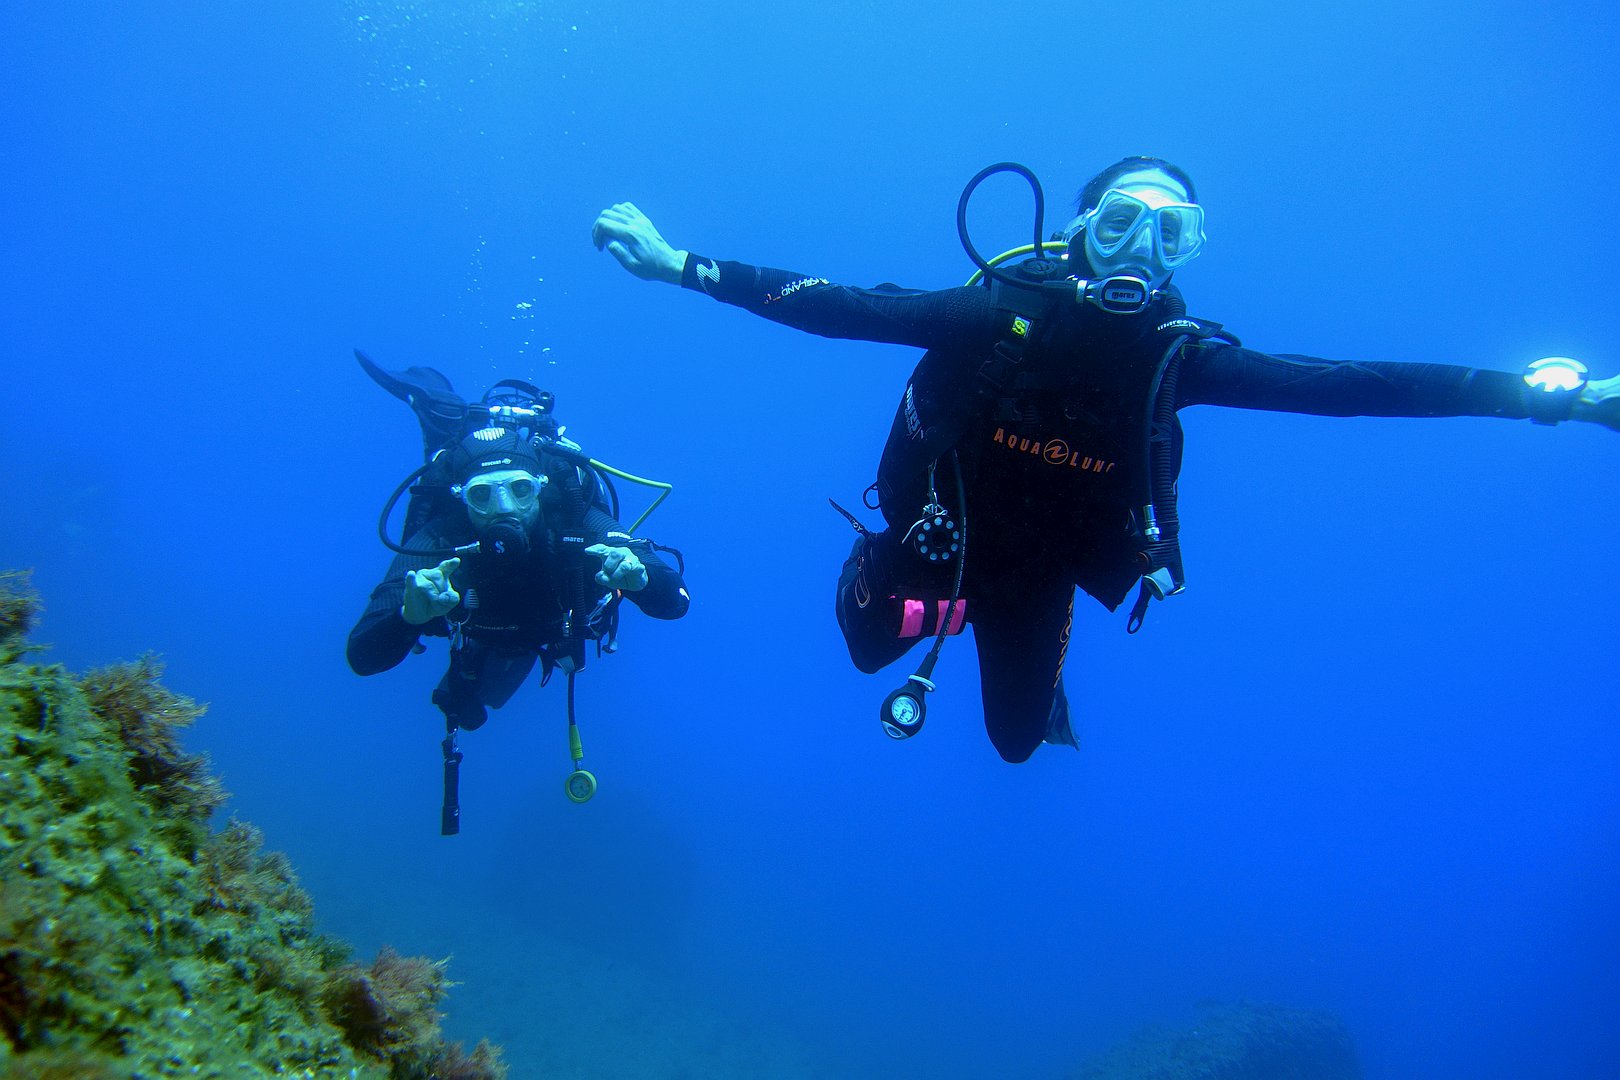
<box><xmin>1076</xmin><ymin>156</ymin><xmax>1197</xmax><ymax>212</ymax></box>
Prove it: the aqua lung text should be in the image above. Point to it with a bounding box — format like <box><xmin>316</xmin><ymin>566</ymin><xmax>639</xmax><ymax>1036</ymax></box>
<box><xmin>990</xmin><ymin>428</ymin><xmax>1118</xmax><ymax>472</ymax></box>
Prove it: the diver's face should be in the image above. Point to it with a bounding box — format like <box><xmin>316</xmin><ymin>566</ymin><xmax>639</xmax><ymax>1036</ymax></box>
<box><xmin>1080</xmin><ymin>167</ymin><xmax>1204</xmax><ymax>287</ymax></box>
<box><xmin>461</xmin><ymin>468</ymin><xmax>542</xmax><ymax>533</ymax></box>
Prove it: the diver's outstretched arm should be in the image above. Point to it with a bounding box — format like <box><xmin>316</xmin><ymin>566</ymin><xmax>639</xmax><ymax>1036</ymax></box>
<box><xmin>592</xmin><ymin>202</ymin><xmax>687</xmax><ymax>284</ymax></box>
<box><xmin>593</xmin><ymin>199</ymin><xmax>996</xmax><ymax>350</ymax></box>
<box><xmin>1184</xmin><ymin>346</ymin><xmax>1620</xmax><ymax>432</ymax></box>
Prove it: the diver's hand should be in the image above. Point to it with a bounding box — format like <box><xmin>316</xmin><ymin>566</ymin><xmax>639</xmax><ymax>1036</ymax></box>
<box><xmin>586</xmin><ymin>544</ymin><xmax>647</xmax><ymax>592</ymax></box>
<box><xmin>1572</xmin><ymin>374</ymin><xmax>1620</xmax><ymax>431</ymax></box>
<box><xmin>402</xmin><ymin>558</ymin><xmax>461</xmax><ymax>624</ymax></box>
<box><xmin>591</xmin><ymin>202</ymin><xmax>686</xmax><ymax>284</ymax></box>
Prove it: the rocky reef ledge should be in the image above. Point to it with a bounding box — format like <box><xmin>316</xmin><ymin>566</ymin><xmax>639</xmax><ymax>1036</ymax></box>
<box><xmin>0</xmin><ymin>570</ymin><xmax>506</xmax><ymax>1078</ymax></box>
<box><xmin>1072</xmin><ymin>999</ymin><xmax>1362</xmax><ymax>1080</ymax></box>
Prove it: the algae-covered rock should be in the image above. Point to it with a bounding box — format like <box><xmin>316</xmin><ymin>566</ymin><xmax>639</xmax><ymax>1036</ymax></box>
<box><xmin>0</xmin><ymin>570</ymin><xmax>506</xmax><ymax>1078</ymax></box>
<box><xmin>1071</xmin><ymin>1000</ymin><xmax>1362</xmax><ymax>1080</ymax></box>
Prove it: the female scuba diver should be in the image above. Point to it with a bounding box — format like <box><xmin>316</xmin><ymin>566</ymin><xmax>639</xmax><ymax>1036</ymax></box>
<box><xmin>591</xmin><ymin>156</ymin><xmax>1619</xmax><ymax>763</ymax></box>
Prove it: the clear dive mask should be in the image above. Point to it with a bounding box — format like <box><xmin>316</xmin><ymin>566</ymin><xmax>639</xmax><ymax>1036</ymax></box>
<box><xmin>1068</xmin><ymin>188</ymin><xmax>1206</xmax><ymax>285</ymax></box>
<box><xmin>460</xmin><ymin>470</ymin><xmax>545</xmax><ymax>514</ymax></box>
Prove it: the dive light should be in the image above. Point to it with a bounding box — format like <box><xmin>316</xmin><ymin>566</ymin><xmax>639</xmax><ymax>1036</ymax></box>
<box><xmin>1522</xmin><ymin>356</ymin><xmax>1588</xmax><ymax>425</ymax></box>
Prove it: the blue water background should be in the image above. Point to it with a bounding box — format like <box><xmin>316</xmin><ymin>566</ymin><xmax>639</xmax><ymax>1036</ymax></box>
<box><xmin>3</xmin><ymin>3</ymin><xmax>1618</xmax><ymax>1077</ymax></box>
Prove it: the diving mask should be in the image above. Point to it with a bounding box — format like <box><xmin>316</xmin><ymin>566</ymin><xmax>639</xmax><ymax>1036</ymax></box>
<box><xmin>460</xmin><ymin>470</ymin><xmax>545</xmax><ymax>514</ymax></box>
<box><xmin>1073</xmin><ymin>187</ymin><xmax>1206</xmax><ymax>286</ymax></box>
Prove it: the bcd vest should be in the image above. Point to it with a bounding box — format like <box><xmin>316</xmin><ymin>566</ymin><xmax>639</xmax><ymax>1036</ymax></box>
<box><xmin>874</xmin><ymin>260</ymin><xmax>1238</xmax><ymax>626</ymax></box>
<box><xmin>450</xmin><ymin>452</ymin><xmax>614</xmax><ymax>664</ymax></box>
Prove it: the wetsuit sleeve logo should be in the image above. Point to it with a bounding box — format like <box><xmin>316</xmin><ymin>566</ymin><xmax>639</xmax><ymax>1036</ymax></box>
<box><xmin>903</xmin><ymin>383</ymin><xmax>923</xmax><ymax>439</ymax></box>
<box><xmin>695</xmin><ymin>260</ymin><xmax>720</xmax><ymax>292</ymax></box>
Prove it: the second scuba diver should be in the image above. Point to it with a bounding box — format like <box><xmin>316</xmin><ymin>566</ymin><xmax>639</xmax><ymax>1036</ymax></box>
<box><xmin>591</xmin><ymin>156</ymin><xmax>1619</xmax><ymax>764</ymax></box>
<box><xmin>347</xmin><ymin>356</ymin><xmax>690</xmax><ymax>829</ymax></box>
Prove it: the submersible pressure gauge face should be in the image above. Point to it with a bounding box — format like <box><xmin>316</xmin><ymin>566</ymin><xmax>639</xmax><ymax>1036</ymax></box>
<box><xmin>881</xmin><ymin>691</ymin><xmax>924</xmax><ymax>739</ymax></box>
<box><xmin>565</xmin><ymin>769</ymin><xmax>597</xmax><ymax>803</ymax></box>
<box><xmin>890</xmin><ymin>695</ymin><xmax>919</xmax><ymax>727</ymax></box>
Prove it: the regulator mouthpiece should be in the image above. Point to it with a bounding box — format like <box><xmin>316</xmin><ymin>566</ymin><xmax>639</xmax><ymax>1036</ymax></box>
<box><xmin>1072</xmin><ymin>275</ymin><xmax>1156</xmax><ymax>314</ymax></box>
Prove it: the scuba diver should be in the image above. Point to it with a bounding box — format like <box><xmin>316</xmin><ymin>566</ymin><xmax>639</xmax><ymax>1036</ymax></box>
<box><xmin>590</xmin><ymin>156</ymin><xmax>1620</xmax><ymax>764</ymax></box>
<box><xmin>346</xmin><ymin>353</ymin><xmax>690</xmax><ymax>831</ymax></box>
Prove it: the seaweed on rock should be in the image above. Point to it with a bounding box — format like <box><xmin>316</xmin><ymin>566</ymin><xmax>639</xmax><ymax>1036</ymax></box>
<box><xmin>0</xmin><ymin>571</ymin><xmax>506</xmax><ymax>1078</ymax></box>
<box><xmin>78</xmin><ymin>655</ymin><xmax>225</xmax><ymax>854</ymax></box>
<box><xmin>322</xmin><ymin>947</ymin><xmax>506</xmax><ymax>1079</ymax></box>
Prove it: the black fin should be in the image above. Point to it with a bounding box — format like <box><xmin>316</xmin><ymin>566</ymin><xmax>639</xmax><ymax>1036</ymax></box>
<box><xmin>355</xmin><ymin>349</ymin><xmax>471</xmax><ymax>457</ymax></box>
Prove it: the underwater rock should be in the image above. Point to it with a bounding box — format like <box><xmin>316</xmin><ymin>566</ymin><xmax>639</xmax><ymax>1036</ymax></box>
<box><xmin>0</xmin><ymin>570</ymin><xmax>506</xmax><ymax>1078</ymax></box>
<box><xmin>1071</xmin><ymin>1000</ymin><xmax>1362</xmax><ymax>1080</ymax></box>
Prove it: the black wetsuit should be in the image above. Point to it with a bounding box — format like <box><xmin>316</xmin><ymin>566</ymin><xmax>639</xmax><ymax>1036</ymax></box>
<box><xmin>347</xmin><ymin>493</ymin><xmax>689</xmax><ymax>728</ymax></box>
<box><xmin>679</xmin><ymin>254</ymin><xmax>1534</xmax><ymax>762</ymax></box>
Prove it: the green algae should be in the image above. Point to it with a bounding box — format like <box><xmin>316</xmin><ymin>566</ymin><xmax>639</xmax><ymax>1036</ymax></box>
<box><xmin>0</xmin><ymin>571</ymin><xmax>506</xmax><ymax>1078</ymax></box>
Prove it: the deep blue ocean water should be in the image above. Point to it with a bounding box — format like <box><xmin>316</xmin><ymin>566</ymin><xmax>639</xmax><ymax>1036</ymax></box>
<box><xmin>3</xmin><ymin>3</ymin><xmax>1618</xmax><ymax>1077</ymax></box>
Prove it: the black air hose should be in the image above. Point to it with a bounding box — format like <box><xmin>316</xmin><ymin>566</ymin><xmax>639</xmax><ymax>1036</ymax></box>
<box><xmin>1145</xmin><ymin>293</ymin><xmax>1189</xmax><ymax>580</ymax></box>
